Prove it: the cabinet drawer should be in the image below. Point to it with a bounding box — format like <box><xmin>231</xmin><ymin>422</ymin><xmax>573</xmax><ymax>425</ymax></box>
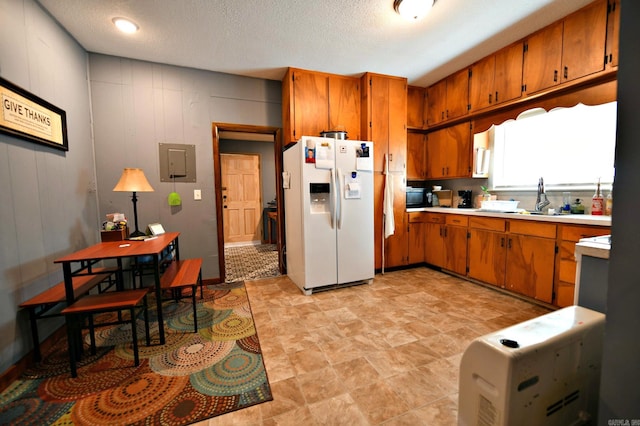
<box><xmin>469</xmin><ymin>217</ymin><xmax>506</xmax><ymax>232</ymax></box>
<box><xmin>446</xmin><ymin>215</ymin><xmax>468</xmax><ymax>227</ymax></box>
<box><xmin>425</xmin><ymin>213</ymin><xmax>445</xmax><ymax>224</ymax></box>
<box><xmin>560</xmin><ymin>225</ymin><xmax>609</xmax><ymax>242</ymax></box>
<box><xmin>508</xmin><ymin>220</ymin><xmax>556</xmax><ymax>238</ymax></box>
<box><xmin>408</xmin><ymin>212</ymin><xmax>428</xmax><ymax>223</ymax></box>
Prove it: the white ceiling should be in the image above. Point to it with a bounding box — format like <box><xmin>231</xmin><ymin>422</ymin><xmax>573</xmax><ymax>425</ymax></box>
<box><xmin>37</xmin><ymin>0</ymin><xmax>594</xmax><ymax>87</ymax></box>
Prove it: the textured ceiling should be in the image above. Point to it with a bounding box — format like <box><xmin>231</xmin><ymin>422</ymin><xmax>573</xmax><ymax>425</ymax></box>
<box><xmin>37</xmin><ymin>0</ymin><xmax>595</xmax><ymax>87</ymax></box>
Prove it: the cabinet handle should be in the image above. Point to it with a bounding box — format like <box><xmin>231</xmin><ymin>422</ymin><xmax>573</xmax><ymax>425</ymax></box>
<box><xmin>439</xmin><ymin>226</ymin><xmax>443</xmax><ymax>237</ymax></box>
<box><xmin>442</xmin><ymin>167</ymin><xmax>445</xmax><ymax>175</ymax></box>
<box><xmin>446</xmin><ymin>167</ymin><xmax>449</xmax><ymax>175</ymax></box>
<box><xmin>446</xmin><ymin>109</ymin><xmax>449</xmax><ymax>119</ymax></box>
<box><xmin>488</xmin><ymin>93</ymin><xmax>492</xmax><ymax>104</ymax></box>
<box><xmin>508</xmin><ymin>238</ymin><xmax>512</xmax><ymax>249</ymax></box>
<box><xmin>564</xmin><ymin>66</ymin><xmax>568</xmax><ymax>79</ymax></box>
<box><xmin>495</xmin><ymin>91</ymin><xmax>499</xmax><ymax>103</ymax></box>
<box><xmin>389</xmin><ymin>153</ymin><xmax>393</xmax><ymax>162</ymax></box>
<box><xmin>441</xmin><ymin>111</ymin><xmax>445</xmax><ymax>120</ymax></box>
<box><xmin>500</xmin><ymin>237</ymin><xmax>505</xmax><ymax>247</ymax></box>
<box><xmin>553</xmin><ymin>70</ymin><xmax>558</xmax><ymax>82</ymax></box>
<box><xmin>444</xmin><ymin>228</ymin><xmax>448</xmax><ymax>237</ymax></box>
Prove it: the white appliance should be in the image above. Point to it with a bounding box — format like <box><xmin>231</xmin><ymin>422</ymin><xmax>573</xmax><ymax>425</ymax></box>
<box><xmin>283</xmin><ymin>136</ymin><xmax>374</xmax><ymax>295</ymax></box>
<box><xmin>458</xmin><ymin>306</ymin><xmax>605</xmax><ymax>426</ymax></box>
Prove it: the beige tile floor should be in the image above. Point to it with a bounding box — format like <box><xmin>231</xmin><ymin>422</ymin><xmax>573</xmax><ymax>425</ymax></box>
<box><xmin>204</xmin><ymin>267</ymin><xmax>551</xmax><ymax>425</ymax></box>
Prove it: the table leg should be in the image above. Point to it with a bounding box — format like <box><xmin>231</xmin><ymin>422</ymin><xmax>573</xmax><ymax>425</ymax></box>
<box><xmin>153</xmin><ymin>254</ymin><xmax>165</xmax><ymax>344</ymax></box>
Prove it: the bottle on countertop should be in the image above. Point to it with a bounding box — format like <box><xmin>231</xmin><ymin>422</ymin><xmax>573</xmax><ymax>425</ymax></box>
<box><xmin>571</xmin><ymin>198</ymin><xmax>585</xmax><ymax>214</ymax></box>
<box><xmin>591</xmin><ymin>178</ymin><xmax>604</xmax><ymax>216</ymax></box>
<box><xmin>605</xmin><ymin>191</ymin><xmax>613</xmax><ymax>216</ymax></box>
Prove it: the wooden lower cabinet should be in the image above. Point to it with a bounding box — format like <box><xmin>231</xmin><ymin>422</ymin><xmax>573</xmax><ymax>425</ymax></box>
<box><xmin>468</xmin><ymin>218</ymin><xmax>556</xmax><ymax>304</ymax></box>
<box><xmin>424</xmin><ymin>214</ymin><xmax>468</xmax><ymax>275</ymax></box>
<box><xmin>505</xmin><ymin>234</ymin><xmax>556</xmax><ymax>303</ymax></box>
<box><xmin>424</xmin><ymin>214</ymin><xmax>446</xmax><ymax>268</ymax></box>
<box><xmin>443</xmin><ymin>216</ymin><xmax>469</xmax><ymax>275</ymax></box>
<box><xmin>468</xmin><ymin>217</ymin><xmax>507</xmax><ymax>286</ymax></box>
<box><xmin>556</xmin><ymin>224</ymin><xmax>610</xmax><ymax>307</ymax></box>
<box><xmin>407</xmin><ymin>212</ymin><xmax>427</xmax><ymax>264</ymax></box>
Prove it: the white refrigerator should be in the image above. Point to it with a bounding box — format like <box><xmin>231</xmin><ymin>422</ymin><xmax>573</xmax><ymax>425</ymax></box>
<box><xmin>283</xmin><ymin>136</ymin><xmax>374</xmax><ymax>295</ymax></box>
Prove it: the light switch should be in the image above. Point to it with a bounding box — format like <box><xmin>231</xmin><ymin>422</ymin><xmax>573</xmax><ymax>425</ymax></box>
<box><xmin>194</xmin><ymin>189</ymin><xmax>202</xmax><ymax>200</ymax></box>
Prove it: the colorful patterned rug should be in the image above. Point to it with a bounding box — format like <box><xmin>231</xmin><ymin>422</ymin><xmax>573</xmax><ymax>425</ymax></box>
<box><xmin>0</xmin><ymin>281</ymin><xmax>272</xmax><ymax>425</ymax></box>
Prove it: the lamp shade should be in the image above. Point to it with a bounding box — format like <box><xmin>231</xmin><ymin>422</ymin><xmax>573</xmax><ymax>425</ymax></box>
<box><xmin>113</xmin><ymin>168</ymin><xmax>154</xmax><ymax>192</ymax></box>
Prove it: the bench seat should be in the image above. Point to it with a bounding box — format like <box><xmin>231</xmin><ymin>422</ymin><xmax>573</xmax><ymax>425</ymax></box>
<box><xmin>160</xmin><ymin>258</ymin><xmax>203</xmax><ymax>332</ymax></box>
<box><xmin>19</xmin><ymin>267</ymin><xmax>117</xmax><ymax>361</ymax></box>
<box><xmin>61</xmin><ymin>288</ymin><xmax>150</xmax><ymax>378</ymax></box>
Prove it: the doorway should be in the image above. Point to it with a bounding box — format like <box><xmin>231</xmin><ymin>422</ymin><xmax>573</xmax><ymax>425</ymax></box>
<box><xmin>212</xmin><ymin>123</ymin><xmax>284</xmax><ymax>283</ymax></box>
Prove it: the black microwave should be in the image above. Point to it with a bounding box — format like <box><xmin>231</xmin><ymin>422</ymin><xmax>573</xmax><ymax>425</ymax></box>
<box><xmin>406</xmin><ymin>187</ymin><xmax>428</xmax><ymax>208</ymax></box>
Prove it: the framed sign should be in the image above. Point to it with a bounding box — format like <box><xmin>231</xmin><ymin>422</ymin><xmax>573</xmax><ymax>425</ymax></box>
<box><xmin>0</xmin><ymin>77</ymin><xmax>68</xmax><ymax>151</ymax></box>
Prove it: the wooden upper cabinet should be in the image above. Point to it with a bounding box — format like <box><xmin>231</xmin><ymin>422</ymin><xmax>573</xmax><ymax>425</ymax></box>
<box><xmin>562</xmin><ymin>0</ymin><xmax>608</xmax><ymax>82</ymax></box>
<box><xmin>426</xmin><ymin>69</ymin><xmax>469</xmax><ymax>127</ymax></box>
<box><xmin>605</xmin><ymin>0</ymin><xmax>620</xmax><ymax>68</ymax></box>
<box><xmin>406</xmin><ymin>132</ymin><xmax>426</xmax><ymax>180</ymax></box>
<box><xmin>281</xmin><ymin>68</ymin><xmax>360</xmax><ymax>145</ymax></box>
<box><xmin>407</xmin><ymin>86</ymin><xmax>426</xmax><ymax>129</ymax></box>
<box><xmin>523</xmin><ymin>0</ymin><xmax>607</xmax><ymax>95</ymax></box>
<box><xmin>470</xmin><ymin>42</ymin><xmax>523</xmax><ymax>112</ymax></box>
<box><xmin>328</xmin><ymin>75</ymin><xmax>361</xmax><ymax>140</ymax></box>
<box><xmin>425</xmin><ymin>121</ymin><xmax>471</xmax><ymax>179</ymax></box>
<box><xmin>362</xmin><ymin>73</ymin><xmax>407</xmax><ymax>172</ymax></box>
<box><xmin>523</xmin><ymin>21</ymin><xmax>563</xmax><ymax>95</ymax></box>
<box><xmin>426</xmin><ymin>79</ymin><xmax>446</xmax><ymax>126</ymax></box>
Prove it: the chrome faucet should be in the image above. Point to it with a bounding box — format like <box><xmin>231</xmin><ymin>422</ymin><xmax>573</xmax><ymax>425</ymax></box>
<box><xmin>535</xmin><ymin>177</ymin><xmax>550</xmax><ymax>212</ymax></box>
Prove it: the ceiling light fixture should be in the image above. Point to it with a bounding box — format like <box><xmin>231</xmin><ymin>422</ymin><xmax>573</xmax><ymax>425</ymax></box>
<box><xmin>394</xmin><ymin>0</ymin><xmax>435</xmax><ymax>21</ymax></box>
<box><xmin>112</xmin><ymin>17</ymin><xmax>139</xmax><ymax>34</ymax></box>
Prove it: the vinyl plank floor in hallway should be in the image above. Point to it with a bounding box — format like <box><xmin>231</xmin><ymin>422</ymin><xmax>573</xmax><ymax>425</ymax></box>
<box><xmin>202</xmin><ymin>267</ymin><xmax>551</xmax><ymax>425</ymax></box>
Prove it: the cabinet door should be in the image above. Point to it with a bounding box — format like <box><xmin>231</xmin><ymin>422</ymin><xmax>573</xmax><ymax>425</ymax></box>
<box><xmin>407</xmin><ymin>86</ymin><xmax>426</xmax><ymax>129</ymax></box>
<box><xmin>426</xmin><ymin>80</ymin><xmax>446</xmax><ymax>126</ymax></box>
<box><xmin>408</xmin><ymin>222</ymin><xmax>426</xmax><ymax>264</ymax></box>
<box><xmin>445</xmin><ymin>69</ymin><xmax>469</xmax><ymax>121</ymax></box>
<box><xmin>443</xmin><ymin>225</ymin><xmax>468</xmax><ymax>275</ymax></box>
<box><xmin>292</xmin><ymin>70</ymin><xmax>329</xmax><ymax>140</ymax></box>
<box><xmin>606</xmin><ymin>0</ymin><xmax>620</xmax><ymax>68</ymax></box>
<box><xmin>506</xmin><ymin>235</ymin><xmax>555</xmax><ymax>302</ymax></box>
<box><xmin>494</xmin><ymin>42</ymin><xmax>523</xmax><ymax>105</ymax></box>
<box><xmin>445</xmin><ymin>122</ymin><xmax>472</xmax><ymax>178</ymax></box>
<box><xmin>468</xmin><ymin>229</ymin><xmax>507</xmax><ymax>287</ymax></box>
<box><xmin>369</xmin><ymin>75</ymin><xmax>390</xmax><ymax>172</ymax></box>
<box><xmin>425</xmin><ymin>223</ymin><xmax>444</xmax><ymax>268</ymax></box>
<box><xmin>425</xmin><ymin>129</ymin><xmax>446</xmax><ymax>179</ymax></box>
<box><xmin>328</xmin><ymin>76</ymin><xmax>361</xmax><ymax>140</ymax></box>
<box><xmin>469</xmin><ymin>55</ymin><xmax>495</xmax><ymax>112</ymax></box>
<box><xmin>406</xmin><ymin>133</ymin><xmax>426</xmax><ymax>180</ymax></box>
<box><xmin>388</xmin><ymin>77</ymin><xmax>407</xmax><ymax>172</ymax></box>
<box><xmin>562</xmin><ymin>0</ymin><xmax>607</xmax><ymax>82</ymax></box>
<box><xmin>523</xmin><ymin>22</ymin><xmax>563</xmax><ymax>95</ymax></box>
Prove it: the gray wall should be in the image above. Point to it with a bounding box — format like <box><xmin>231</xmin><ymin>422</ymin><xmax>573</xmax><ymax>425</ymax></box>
<box><xmin>89</xmin><ymin>54</ymin><xmax>282</xmax><ymax>280</ymax></box>
<box><xmin>0</xmin><ymin>0</ymin><xmax>98</xmax><ymax>371</ymax></box>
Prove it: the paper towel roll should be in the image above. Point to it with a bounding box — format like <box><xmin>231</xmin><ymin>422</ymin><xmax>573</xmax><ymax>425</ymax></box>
<box><xmin>475</xmin><ymin>148</ymin><xmax>485</xmax><ymax>175</ymax></box>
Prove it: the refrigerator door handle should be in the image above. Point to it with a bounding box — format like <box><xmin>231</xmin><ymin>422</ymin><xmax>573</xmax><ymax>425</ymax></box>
<box><xmin>337</xmin><ymin>168</ymin><xmax>343</xmax><ymax>230</ymax></box>
<box><xmin>329</xmin><ymin>168</ymin><xmax>336</xmax><ymax>229</ymax></box>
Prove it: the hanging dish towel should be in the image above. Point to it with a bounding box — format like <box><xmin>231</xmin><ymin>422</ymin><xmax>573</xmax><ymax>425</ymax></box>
<box><xmin>383</xmin><ymin>154</ymin><xmax>395</xmax><ymax>239</ymax></box>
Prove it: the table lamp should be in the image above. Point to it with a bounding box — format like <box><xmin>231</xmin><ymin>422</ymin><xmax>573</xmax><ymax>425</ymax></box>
<box><xmin>113</xmin><ymin>168</ymin><xmax>154</xmax><ymax>237</ymax></box>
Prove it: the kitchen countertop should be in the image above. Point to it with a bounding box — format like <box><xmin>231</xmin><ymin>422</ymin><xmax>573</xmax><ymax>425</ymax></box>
<box><xmin>406</xmin><ymin>207</ymin><xmax>612</xmax><ymax>226</ymax></box>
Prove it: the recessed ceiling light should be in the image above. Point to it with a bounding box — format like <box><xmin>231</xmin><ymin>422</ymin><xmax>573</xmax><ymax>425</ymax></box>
<box><xmin>112</xmin><ymin>17</ymin><xmax>139</xmax><ymax>34</ymax></box>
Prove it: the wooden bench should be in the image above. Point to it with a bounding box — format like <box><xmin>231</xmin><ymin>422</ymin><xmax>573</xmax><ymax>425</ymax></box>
<box><xmin>61</xmin><ymin>288</ymin><xmax>150</xmax><ymax>378</ymax></box>
<box><xmin>19</xmin><ymin>267</ymin><xmax>117</xmax><ymax>361</ymax></box>
<box><xmin>160</xmin><ymin>258</ymin><xmax>203</xmax><ymax>333</ymax></box>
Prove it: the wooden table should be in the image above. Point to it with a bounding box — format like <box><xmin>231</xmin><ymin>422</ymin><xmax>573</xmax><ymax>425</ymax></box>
<box><xmin>54</xmin><ymin>232</ymin><xmax>180</xmax><ymax>345</ymax></box>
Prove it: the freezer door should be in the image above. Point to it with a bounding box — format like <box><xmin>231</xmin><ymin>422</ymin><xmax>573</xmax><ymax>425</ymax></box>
<box><xmin>301</xmin><ymin>139</ymin><xmax>339</xmax><ymax>288</ymax></box>
<box><xmin>335</xmin><ymin>140</ymin><xmax>374</xmax><ymax>284</ymax></box>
